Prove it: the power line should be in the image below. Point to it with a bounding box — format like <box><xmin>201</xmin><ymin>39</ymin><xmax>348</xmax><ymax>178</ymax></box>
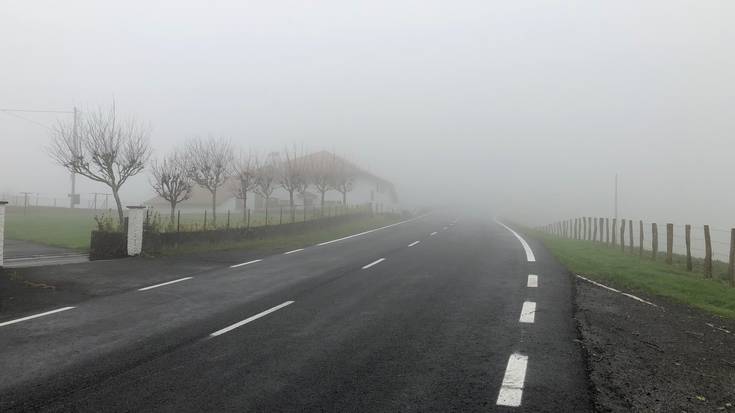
<box><xmin>0</xmin><ymin>110</ymin><xmax>54</xmax><ymax>131</ymax></box>
<box><xmin>0</xmin><ymin>108</ymin><xmax>74</xmax><ymax>114</ymax></box>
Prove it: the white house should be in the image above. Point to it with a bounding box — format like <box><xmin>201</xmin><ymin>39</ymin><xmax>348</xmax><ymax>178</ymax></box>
<box><xmin>145</xmin><ymin>151</ymin><xmax>399</xmax><ymax>214</ymax></box>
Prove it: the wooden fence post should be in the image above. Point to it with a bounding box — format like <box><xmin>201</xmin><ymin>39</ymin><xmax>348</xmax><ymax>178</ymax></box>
<box><xmin>685</xmin><ymin>224</ymin><xmax>692</xmax><ymax>271</ymax></box>
<box><xmin>593</xmin><ymin>217</ymin><xmax>598</xmax><ymax>242</ymax></box>
<box><xmin>729</xmin><ymin>229</ymin><xmax>735</xmax><ymax>287</ymax></box>
<box><xmin>599</xmin><ymin>218</ymin><xmax>604</xmax><ymax>242</ymax></box>
<box><xmin>639</xmin><ymin>220</ymin><xmax>644</xmax><ymax>257</ymax></box>
<box><xmin>665</xmin><ymin>223</ymin><xmax>673</xmax><ymax>264</ymax></box>
<box><xmin>227</xmin><ymin>210</ymin><xmax>231</xmax><ymax>229</ymax></box>
<box><xmin>576</xmin><ymin>218</ymin><xmax>580</xmax><ymax>239</ymax></box>
<box><xmin>279</xmin><ymin>207</ymin><xmax>283</xmax><ymax>225</ymax></box>
<box><xmin>583</xmin><ymin>217</ymin><xmax>587</xmax><ymax>240</ymax></box>
<box><xmin>704</xmin><ymin>225</ymin><xmax>712</xmax><ymax>278</ymax></box>
<box><xmin>588</xmin><ymin>217</ymin><xmax>593</xmax><ymax>240</ymax></box>
<box><xmin>247</xmin><ymin>209</ymin><xmax>251</xmax><ymax>230</ymax></box>
<box><xmin>629</xmin><ymin>219</ymin><xmax>634</xmax><ymax>253</ymax></box>
<box><xmin>177</xmin><ymin>210</ymin><xmax>181</xmax><ymax>233</ymax></box>
<box><xmin>651</xmin><ymin>223</ymin><xmax>658</xmax><ymax>260</ymax></box>
<box><xmin>203</xmin><ymin>210</ymin><xmax>207</xmax><ymax>230</ymax></box>
<box><xmin>612</xmin><ymin>218</ymin><xmax>617</xmax><ymax>247</ymax></box>
<box><xmin>620</xmin><ymin>219</ymin><xmax>626</xmax><ymax>252</ymax></box>
<box><xmin>606</xmin><ymin>218</ymin><xmax>610</xmax><ymax>244</ymax></box>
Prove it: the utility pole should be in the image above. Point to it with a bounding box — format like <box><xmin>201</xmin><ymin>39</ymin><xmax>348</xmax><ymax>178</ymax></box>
<box><xmin>70</xmin><ymin>106</ymin><xmax>78</xmax><ymax>209</ymax></box>
<box><xmin>614</xmin><ymin>173</ymin><xmax>619</xmax><ymax>219</ymax></box>
<box><xmin>20</xmin><ymin>192</ymin><xmax>32</xmax><ymax>215</ymax></box>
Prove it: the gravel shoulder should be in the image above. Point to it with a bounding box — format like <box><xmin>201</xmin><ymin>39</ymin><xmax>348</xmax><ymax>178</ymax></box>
<box><xmin>575</xmin><ymin>274</ymin><xmax>735</xmax><ymax>412</ymax></box>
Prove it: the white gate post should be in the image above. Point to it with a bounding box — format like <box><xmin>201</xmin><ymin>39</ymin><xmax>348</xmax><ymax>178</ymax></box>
<box><xmin>127</xmin><ymin>206</ymin><xmax>146</xmax><ymax>256</ymax></box>
<box><xmin>0</xmin><ymin>201</ymin><xmax>6</xmax><ymax>267</ymax></box>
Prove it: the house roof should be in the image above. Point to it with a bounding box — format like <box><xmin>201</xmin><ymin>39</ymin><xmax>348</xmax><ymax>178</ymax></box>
<box><xmin>145</xmin><ymin>150</ymin><xmax>397</xmax><ymax>206</ymax></box>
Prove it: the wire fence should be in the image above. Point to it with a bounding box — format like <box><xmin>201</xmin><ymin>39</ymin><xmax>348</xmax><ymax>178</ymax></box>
<box><xmin>539</xmin><ymin>216</ymin><xmax>735</xmax><ymax>285</ymax></box>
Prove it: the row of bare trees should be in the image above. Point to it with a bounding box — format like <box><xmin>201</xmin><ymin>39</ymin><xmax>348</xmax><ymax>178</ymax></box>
<box><xmin>50</xmin><ymin>104</ymin><xmax>356</xmax><ymax>229</ymax></box>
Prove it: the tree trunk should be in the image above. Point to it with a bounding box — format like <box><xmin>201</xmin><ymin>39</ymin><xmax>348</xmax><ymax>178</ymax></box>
<box><xmin>289</xmin><ymin>190</ymin><xmax>295</xmax><ymax>222</ymax></box>
<box><xmin>170</xmin><ymin>201</ymin><xmax>176</xmax><ymax>226</ymax></box>
<box><xmin>211</xmin><ymin>187</ymin><xmax>217</xmax><ymax>226</ymax></box>
<box><xmin>112</xmin><ymin>187</ymin><xmax>124</xmax><ymax>229</ymax></box>
<box><xmin>320</xmin><ymin>191</ymin><xmax>326</xmax><ymax>216</ymax></box>
<box><xmin>242</xmin><ymin>192</ymin><xmax>248</xmax><ymax>224</ymax></box>
<box><xmin>342</xmin><ymin>191</ymin><xmax>347</xmax><ymax>206</ymax></box>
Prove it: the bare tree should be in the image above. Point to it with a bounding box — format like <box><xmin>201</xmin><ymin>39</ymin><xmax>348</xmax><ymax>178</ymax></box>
<box><xmin>309</xmin><ymin>154</ymin><xmax>335</xmax><ymax>214</ymax></box>
<box><xmin>255</xmin><ymin>153</ymin><xmax>278</xmax><ymax>225</ymax></box>
<box><xmin>150</xmin><ymin>151</ymin><xmax>192</xmax><ymax>225</ymax></box>
<box><xmin>49</xmin><ymin>103</ymin><xmax>151</xmax><ymax>227</ymax></box>
<box><xmin>186</xmin><ymin>137</ymin><xmax>233</xmax><ymax>226</ymax></box>
<box><xmin>332</xmin><ymin>155</ymin><xmax>355</xmax><ymax>207</ymax></box>
<box><xmin>279</xmin><ymin>146</ymin><xmax>308</xmax><ymax>222</ymax></box>
<box><xmin>231</xmin><ymin>150</ymin><xmax>258</xmax><ymax>223</ymax></box>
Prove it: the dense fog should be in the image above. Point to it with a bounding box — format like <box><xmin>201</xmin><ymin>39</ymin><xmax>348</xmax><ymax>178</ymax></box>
<box><xmin>2</xmin><ymin>1</ymin><xmax>733</xmax><ymax>227</ymax></box>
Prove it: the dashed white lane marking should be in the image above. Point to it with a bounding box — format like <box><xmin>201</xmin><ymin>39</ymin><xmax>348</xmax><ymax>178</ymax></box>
<box><xmin>317</xmin><ymin>214</ymin><xmax>428</xmax><ymax>246</ymax></box>
<box><xmin>210</xmin><ymin>301</ymin><xmax>294</xmax><ymax>337</ymax></box>
<box><xmin>527</xmin><ymin>274</ymin><xmax>538</xmax><ymax>288</ymax></box>
<box><xmin>576</xmin><ymin>274</ymin><xmax>659</xmax><ymax>307</ymax></box>
<box><xmin>496</xmin><ymin>353</ymin><xmax>528</xmax><ymax>407</ymax></box>
<box><xmin>443</xmin><ymin>226</ymin><xmax>448</xmax><ymax>230</ymax></box>
<box><xmin>138</xmin><ymin>277</ymin><xmax>193</xmax><ymax>291</ymax></box>
<box><xmin>519</xmin><ymin>301</ymin><xmax>536</xmax><ymax>323</ymax></box>
<box><xmin>495</xmin><ymin>220</ymin><xmax>536</xmax><ymax>262</ymax></box>
<box><xmin>230</xmin><ymin>259</ymin><xmax>263</xmax><ymax>268</ymax></box>
<box><xmin>362</xmin><ymin>258</ymin><xmax>386</xmax><ymax>269</ymax></box>
<box><xmin>0</xmin><ymin>306</ymin><xmax>76</xmax><ymax>328</ymax></box>
<box><xmin>408</xmin><ymin>241</ymin><xmax>420</xmax><ymax>247</ymax></box>
<box><xmin>430</xmin><ymin>231</ymin><xmax>438</xmax><ymax>236</ymax></box>
<box><xmin>284</xmin><ymin>248</ymin><xmax>304</xmax><ymax>255</ymax></box>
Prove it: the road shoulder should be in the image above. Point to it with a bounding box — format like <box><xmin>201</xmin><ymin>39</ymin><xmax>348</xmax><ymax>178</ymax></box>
<box><xmin>575</xmin><ymin>276</ymin><xmax>735</xmax><ymax>412</ymax></box>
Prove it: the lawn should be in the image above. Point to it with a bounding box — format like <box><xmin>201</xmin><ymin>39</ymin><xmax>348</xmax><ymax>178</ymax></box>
<box><xmin>3</xmin><ymin>204</ymin><xmax>381</xmax><ymax>252</ymax></box>
<box><xmin>532</xmin><ymin>230</ymin><xmax>735</xmax><ymax>319</ymax></box>
<box><xmin>160</xmin><ymin>214</ymin><xmax>405</xmax><ymax>255</ymax></box>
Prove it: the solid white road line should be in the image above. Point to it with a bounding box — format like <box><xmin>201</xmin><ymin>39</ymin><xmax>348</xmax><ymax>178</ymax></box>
<box><xmin>230</xmin><ymin>259</ymin><xmax>263</xmax><ymax>268</ymax></box>
<box><xmin>576</xmin><ymin>274</ymin><xmax>659</xmax><ymax>307</ymax></box>
<box><xmin>317</xmin><ymin>214</ymin><xmax>428</xmax><ymax>246</ymax></box>
<box><xmin>519</xmin><ymin>301</ymin><xmax>536</xmax><ymax>323</ymax></box>
<box><xmin>284</xmin><ymin>248</ymin><xmax>304</xmax><ymax>255</ymax></box>
<box><xmin>138</xmin><ymin>277</ymin><xmax>193</xmax><ymax>291</ymax></box>
<box><xmin>496</xmin><ymin>353</ymin><xmax>529</xmax><ymax>407</ymax></box>
<box><xmin>495</xmin><ymin>220</ymin><xmax>536</xmax><ymax>262</ymax></box>
<box><xmin>362</xmin><ymin>258</ymin><xmax>386</xmax><ymax>269</ymax></box>
<box><xmin>408</xmin><ymin>241</ymin><xmax>420</xmax><ymax>247</ymax></box>
<box><xmin>430</xmin><ymin>231</ymin><xmax>438</xmax><ymax>236</ymax></box>
<box><xmin>0</xmin><ymin>306</ymin><xmax>75</xmax><ymax>328</ymax></box>
<box><xmin>527</xmin><ymin>274</ymin><xmax>538</xmax><ymax>288</ymax></box>
<box><xmin>210</xmin><ymin>301</ymin><xmax>294</xmax><ymax>337</ymax></box>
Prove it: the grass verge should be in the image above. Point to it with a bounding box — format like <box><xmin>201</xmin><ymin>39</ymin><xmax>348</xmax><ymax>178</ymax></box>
<box><xmin>530</xmin><ymin>230</ymin><xmax>735</xmax><ymax>319</ymax></box>
<box><xmin>160</xmin><ymin>214</ymin><xmax>405</xmax><ymax>256</ymax></box>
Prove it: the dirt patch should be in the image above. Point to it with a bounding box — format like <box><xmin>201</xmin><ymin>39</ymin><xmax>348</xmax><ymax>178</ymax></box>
<box><xmin>0</xmin><ymin>268</ymin><xmax>90</xmax><ymax>317</ymax></box>
<box><xmin>575</xmin><ymin>275</ymin><xmax>735</xmax><ymax>412</ymax></box>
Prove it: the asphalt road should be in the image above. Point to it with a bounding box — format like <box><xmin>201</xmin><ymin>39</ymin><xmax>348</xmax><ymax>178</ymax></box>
<box><xmin>0</xmin><ymin>214</ymin><xmax>590</xmax><ymax>412</ymax></box>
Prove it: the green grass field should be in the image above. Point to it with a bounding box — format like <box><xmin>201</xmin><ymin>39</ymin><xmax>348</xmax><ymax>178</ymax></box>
<box><xmin>161</xmin><ymin>214</ymin><xmax>404</xmax><ymax>255</ymax></box>
<box><xmin>533</xmin><ymin>230</ymin><xmax>735</xmax><ymax>318</ymax></box>
<box><xmin>3</xmin><ymin>205</ymin><xmax>377</xmax><ymax>252</ymax></box>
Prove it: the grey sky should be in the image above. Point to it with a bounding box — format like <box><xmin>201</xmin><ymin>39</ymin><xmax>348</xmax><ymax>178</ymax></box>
<box><xmin>1</xmin><ymin>1</ymin><xmax>733</xmax><ymax>226</ymax></box>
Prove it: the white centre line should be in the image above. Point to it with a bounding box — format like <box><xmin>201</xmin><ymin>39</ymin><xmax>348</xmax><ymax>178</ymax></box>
<box><xmin>495</xmin><ymin>220</ymin><xmax>536</xmax><ymax>262</ymax></box>
<box><xmin>408</xmin><ymin>241</ymin><xmax>420</xmax><ymax>247</ymax></box>
<box><xmin>519</xmin><ymin>301</ymin><xmax>536</xmax><ymax>323</ymax></box>
<box><xmin>430</xmin><ymin>231</ymin><xmax>438</xmax><ymax>236</ymax></box>
<box><xmin>210</xmin><ymin>301</ymin><xmax>294</xmax><ymax>337</ymax></box>
<box><xmin>496</xmin><ymin>353</ymin><xmax>529</xmax><ymax>407</ymax></box>
<box><xmin>284</xmin><ymin>248</ymin><xmax>304</xmax><ymax>255</ymax></box>
<box><xmin>138</xmin><ymin>277</ymin><xmax>193</xmax><ymax>291</ymax></box>
<box><xmin>0</xmin><ymin>306</ymin><xmax>75</xmax><ymax>328</ymax></box>
<box><xmin>362</xmin><ymin>258</ymin><xmax>386</xmax><ymax>269</ymax></box>
<box><xmin>230</xmin><ymin>259</ymin><xmax>263</xmax><ymax>268</ymax></box>
<box><xmin>527</xmin><ymin>274</ymin><xmax>538</xmax><ymax>288</ymax></box>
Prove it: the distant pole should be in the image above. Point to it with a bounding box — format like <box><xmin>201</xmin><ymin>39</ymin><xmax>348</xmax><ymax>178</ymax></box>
<box><xmin>614</xmin><ymin>173</ymin><xmax>618</xmax><ymax>219</ymax></box>
<box><xmin>70</xmin><ymin>106</ymin><xmax>78</xmax><ymax>208</ymax></box>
